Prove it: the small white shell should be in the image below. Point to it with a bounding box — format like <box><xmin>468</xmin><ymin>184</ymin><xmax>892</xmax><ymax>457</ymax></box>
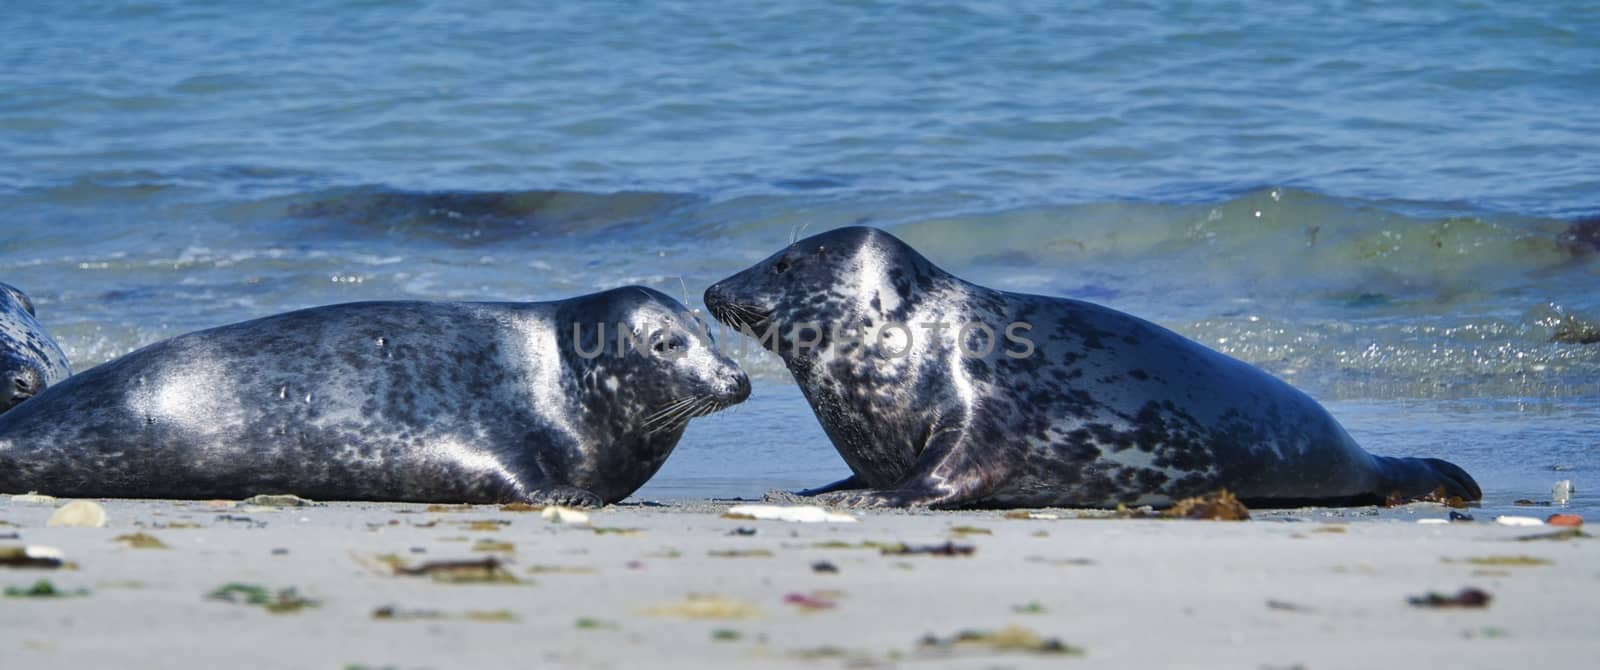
<box><xmin>541</xmin><ymin>506</ymin><xmax>591</xmax><ymax>525</ymax></box>
<box><xmin>46</xmin><ymin>500</ymin><xmax>108</xmax><ymax>528</ymax></box>
<box><xmin>9</xmin><ymin>492</ymin><xmax>58</xmax><ymax>504</ymax></box>
<box><xmin>725</xmin><ymin>504</ymin><xmax>858</xmax><ymax>523</ymax></box>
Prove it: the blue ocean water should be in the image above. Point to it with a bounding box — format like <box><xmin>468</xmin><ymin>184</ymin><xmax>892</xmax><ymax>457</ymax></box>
<box><xmin>1</xmin><ymin>1</ymin><xmax>1595</xmax><ymax>513</ymax></box>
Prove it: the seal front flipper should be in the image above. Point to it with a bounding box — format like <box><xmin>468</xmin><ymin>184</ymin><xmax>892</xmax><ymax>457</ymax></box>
<box><xmin>814</xmin><ymin>432</ymin><xmax>1003</xmax><ymax>509</ymax></box>
<box><xmin>522</xmin><ymin>485</ymin><xmax>604</xmax><ymax>508</ymax></box>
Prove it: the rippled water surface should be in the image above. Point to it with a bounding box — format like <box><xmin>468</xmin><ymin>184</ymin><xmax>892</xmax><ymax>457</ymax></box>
<box><xmin>2</xmin><ymin>1</ymin><xmax>1595</xmax><ymax>512</ymax></box>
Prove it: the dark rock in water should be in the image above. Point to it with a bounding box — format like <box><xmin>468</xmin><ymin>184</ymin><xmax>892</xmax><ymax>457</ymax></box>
<box><xmin>1561</xmin><ymin>215</ymin><xmax>1600</xmax><ymax>255</ymax></box>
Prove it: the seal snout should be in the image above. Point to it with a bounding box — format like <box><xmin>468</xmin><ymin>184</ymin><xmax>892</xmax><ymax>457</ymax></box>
<box><xmin>718</xmin><ymin>365</ymin><xmax>752</xmax><ymax>405</ymax></box>
<box><xmin>703</xmin><ymin>283</ymin><xmax>772</xmax><ymax>333</ymax></box>
<box><xmin>2</xmin><ymin>365</ymin><xmax>42</xmax><ymax>411</ymax></box>
<box><xmin>703</xmin><ymin>283</ymin><xmax>733</xmax><ymax>317</ymax></box>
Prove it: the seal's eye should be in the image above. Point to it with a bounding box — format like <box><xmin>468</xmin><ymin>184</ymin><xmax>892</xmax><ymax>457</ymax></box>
<box><xmin>774</xmin><ymin>258</ymin><xmax>792</xmax><ymax>274</ymax></box>
<box><xmin>652</xmin><ymin>335</ymin><xmax>687</xmax><ymax>354</ymax></box>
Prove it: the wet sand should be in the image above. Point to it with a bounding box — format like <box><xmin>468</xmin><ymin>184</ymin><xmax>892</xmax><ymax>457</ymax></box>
<box><xmin>2</xmin><ymin>496</ymin><xmax>1594</xmax><ymax>669</ymax></box>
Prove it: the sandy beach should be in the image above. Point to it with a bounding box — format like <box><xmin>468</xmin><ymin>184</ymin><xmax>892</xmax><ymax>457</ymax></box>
<box><xmin>2</xmin><ymin>495</ymin><xmax>1594</xmax><ymax>669</ymax></box>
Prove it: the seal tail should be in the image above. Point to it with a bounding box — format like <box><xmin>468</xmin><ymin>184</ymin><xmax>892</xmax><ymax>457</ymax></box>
<box><xmin>1376</xmin><ymin>456</ymin><xmax>1483</xmax><ymax>502</ymax></box>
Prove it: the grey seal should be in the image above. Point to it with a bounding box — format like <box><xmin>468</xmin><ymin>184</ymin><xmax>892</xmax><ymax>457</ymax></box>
<box><xmin>704</xmin><ymin>226</ymin><xmax>1480</xmax><ymax>509</ymax></box>
<box><xmin>0</xmin><ymin>282</ymin><xmax>71</xmax><ymax>413</ymax></box>
<box><xmin>0</xmin><ymin>287</ymin><xmax>748</xmax><ymax>506</ymax></box>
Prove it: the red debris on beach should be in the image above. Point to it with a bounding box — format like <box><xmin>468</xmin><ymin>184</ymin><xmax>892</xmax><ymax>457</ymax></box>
<box><xmin>784</xmin><ymin>592</ymin><xmax>839</xmax><ymax>610</ymax></box>
<box><xmin>1546</xmin><ymin>513</ymin><xmax>1584</xmax><ymax>527</ymax></box>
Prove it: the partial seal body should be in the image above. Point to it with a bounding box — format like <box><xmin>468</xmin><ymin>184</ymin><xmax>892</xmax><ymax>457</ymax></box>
<box><xmin>0</xmin><ymin>282</ymin><xmax>71</xmax><ymax>413</ymax></box>
<box><xmin>0</xmin><ymin>287</ymin><xmax>748</xmax><ymax>506</ymax></box>
<box><xmin>705</xmin><ymin>227</ymin><xmax>1480</xmax><ymax>509</ymax></box>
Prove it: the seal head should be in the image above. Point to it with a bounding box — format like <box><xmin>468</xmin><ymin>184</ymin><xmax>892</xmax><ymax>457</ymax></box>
<box><xmin>0</xmin><ymin>282</ymin><xmax>71</xmax><ymax>413</ymax></box>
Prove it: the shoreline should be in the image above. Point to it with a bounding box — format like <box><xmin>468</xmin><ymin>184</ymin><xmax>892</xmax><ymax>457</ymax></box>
<box><xmin>3</xmin><ymin>496</ymin><xmax>1594</xmax><ymax>668</ymax></box>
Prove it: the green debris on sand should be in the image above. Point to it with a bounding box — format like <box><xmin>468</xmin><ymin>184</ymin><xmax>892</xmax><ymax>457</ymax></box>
<box><xmin>376</xmin><ymin>555</ymin><xmax>521</xmax><ymax>584</ymax></box>
<box><xmin>528</xmin><ymin>564</ymin><xmax>597</xmax><ymax>575</ymax></box>
<box><xmin>371</xmin><ymin>605</ymin><xmax>446</xmax><ymax>621</ymax></box>
<box><xmin>1516</xmin><ymin>528</ymin><xmax>1589</xmax><ymax>542</ymax></box>
<box><xmin>708</xmin><ymin>549</ymin><xmax>773</xmax><ymax>558</ymax></box>
<box><xmin>787</xmin><ymin>646</ymin><xmax>866</xmax><ymax>661</ymax></box>
<box><xmin>114</xmin><ymin>533</ymin><xmax>170</xmax><ymax>549</ymax></box>
<box><xmin>712</xmin><ymin>628</ymin><xmax>743</xmax><ymax>642</ymax></box>
<box><xmin>207</xmin><ymin>583</ymin><xmax>317</xmax><ymax>613</ymax></box>
<box><xmin>575</xmin><ymin>617</ymin><xmax>619</xmax><ymax>630</ymax></box>
<box><xmin>919</xmin><ymin>625</ymin><xmax>1085</xmax><ymax>656</ymax></box>
<box><xmin>1408</xmin><ymin>587</ymin><xmax>1491</xmax><ymax>609</ymax></box>
<box><xmin>5</xmin><ymin>579</ymin><xmax>88</xmax><ymax>598</ymax></box>
<box><xmin>1450</xmin><ymin>555</ymin><xmax>1552</xmax><ymax>567</ymax></box>
<box><xmin>470</xmin><ymin>540</ymin><xmax>515</xmax><ymax>553</ymax></box>
<box><xmin>948</xmin><ymin>525</ymin><xmax>992</xmax><ymax>536</ymax></box>
<box><xmin>641</xmin><ymin>595</ymin><xmax>761</xmax><ymax>620</ymax></box>
<box><xmin>811</xmin><ymin>540</ymin><xmax>893</xmax><ymax>550</ymax></box>
<box><xmin>880</xmin><ymin>541</ymin><xmax>975</xmax><ymax>557</ymax></box>
<box><xmin>372</xmin><ymin>604</ymin><xmax>519</xmax><ymax>624</ymax></box>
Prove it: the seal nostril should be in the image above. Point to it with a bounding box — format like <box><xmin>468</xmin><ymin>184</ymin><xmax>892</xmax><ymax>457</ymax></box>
<box><xmin>13</xmin><ymin>375</ymin><xmax>31</xmax><ymax>394</ymax></box>
<box><xmin>726</xmin><ymin>370</ymin><xmax>752</xmax><ymax>402</ymax></box>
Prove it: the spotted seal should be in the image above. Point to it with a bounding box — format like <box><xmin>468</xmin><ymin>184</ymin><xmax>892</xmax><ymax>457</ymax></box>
<box><xmin>1</xmin><ymin>282</ymin><xmax>71</xmax><ymax>413</ymax></box>
<box><xmin>0</xmin><ymin>287</ymin><xmax>748</xmax><ymax>506</ymax></box>
<box><xmin>704</xmin><ymin>226</ymin><xmax>1481</xmax><ymax>508</ymax></box>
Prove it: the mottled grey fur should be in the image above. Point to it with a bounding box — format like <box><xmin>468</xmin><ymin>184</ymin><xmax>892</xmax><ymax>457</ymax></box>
<box><xmin>705</xmin><ymin>227</ymin><xmax>1480</xmax><ymax>509</ymax></box>
<box><xmin>1</xmin><ymin>282</ymin><xmax>71</xmax><ymax>413</ymax></box>
<box><xmin>0</xmin><ymin>287</ymin><xmax>748</xmax><ymax>506</ymax></box>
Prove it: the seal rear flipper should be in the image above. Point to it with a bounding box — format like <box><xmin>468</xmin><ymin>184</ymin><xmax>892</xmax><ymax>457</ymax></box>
<box><xmin>523</xmin><ymin>484</ymin><xmax>604</xmax><ymax>508</ymax></box>
<box><xmin>1376</xmin><ymin>456</ymin><xmax>1483</xmax><ymax>502</ymax></box>
<box><xmin>795</xmin><ymin>474</ymin><xmax>867</xmax><ymax>496</ymax></box>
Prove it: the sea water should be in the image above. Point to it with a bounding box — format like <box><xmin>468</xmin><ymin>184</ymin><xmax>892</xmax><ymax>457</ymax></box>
<box><xmin>2</xmin><ymin>1</ymin><xmax>1595</xmax><ymax>515</ymax></box>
